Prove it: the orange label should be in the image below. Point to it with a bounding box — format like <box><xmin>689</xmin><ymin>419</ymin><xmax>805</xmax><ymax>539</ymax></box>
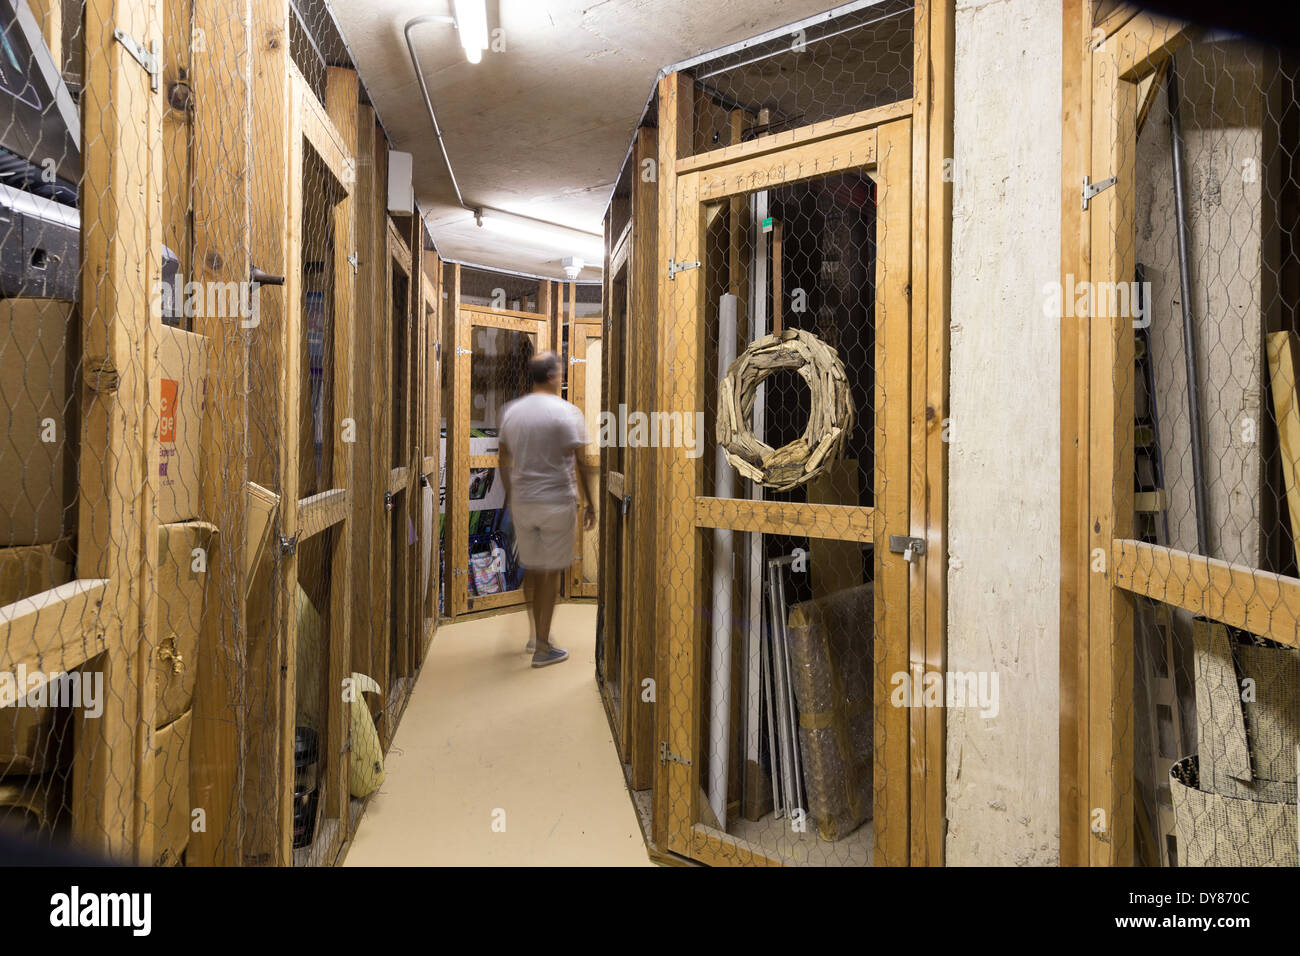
<box><xmin>159</xmin><ymin>378</ymin><xmax>179</xmax><ymax>443</ymax></box>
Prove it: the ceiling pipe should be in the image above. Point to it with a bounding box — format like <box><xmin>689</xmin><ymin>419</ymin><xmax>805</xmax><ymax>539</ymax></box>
<box><xmin>402</xmin><ymin>13</ymin><xmax>603</xmax><ymax>249</ymax></box>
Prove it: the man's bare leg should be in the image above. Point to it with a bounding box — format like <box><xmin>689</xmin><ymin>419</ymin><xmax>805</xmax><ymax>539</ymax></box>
<box><xmin>523</xmin><ymin>571</ymin><xmax>536</xmax><ymax>647</ymax></box>
<box><xmin>532</xmin><ymin>569</ymin><xmax>558</xmax><ymax>654</ymax></box>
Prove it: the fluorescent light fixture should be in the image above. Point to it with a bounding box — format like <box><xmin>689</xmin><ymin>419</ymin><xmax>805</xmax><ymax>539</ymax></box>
<box><xmin>453</xmin><ymin>0</ymin><xmax>489</xmax><ymax>64</ymax></box>
<box><xmin>475</xmin><ymin>210</ymin><xmax>604</xmax><ymax>267</ymax></box>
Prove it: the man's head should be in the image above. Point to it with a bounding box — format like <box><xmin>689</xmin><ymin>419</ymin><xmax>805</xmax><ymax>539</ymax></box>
<box><xmin>529</xmin><ymin>350</ymin><xmax>563</xmax><ymax>394</ymax></box>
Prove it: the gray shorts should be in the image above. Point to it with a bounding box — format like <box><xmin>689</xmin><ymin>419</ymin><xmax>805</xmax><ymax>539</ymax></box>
<box><xmin>511</xmin><ymin>500</ymin><xmax>576</xmax><ymax>571</ymax></box>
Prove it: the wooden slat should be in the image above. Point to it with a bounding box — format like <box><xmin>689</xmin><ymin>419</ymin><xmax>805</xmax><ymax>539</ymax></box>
<box><xmin>468</xmin><ymin>454</ymin><xmax>498</xmax><ymax>469</ymax></box>
<box><xmin>291</xmin><ymin>61</ymin><xmax>350</xmax><ymax>187</ymax></box>
<box><xmin>0</xmin><ymin>580</ymin><xmax>110</xmax><ymax>695</ymax></box>
<box><xmin>243</xmin><ymin>0</ymin><xmax>293</xmax><ymax>867</ymax></box>
<box><xmin>1087</xmin><ymin>45</ymin><xmax>1136</xmax><ymax>867</ymax></box>
<box><xmin>873</xmin><ymin>117</ymin><xmax>912</xmax><ymax>868</ymax></box>
<box><xmin>655</xmin><ymin>71</ymin><xmax>695</xmax><ymax>856</ymax></box>
<box><xmin>920</xmin><ymin>0</ymin><xmax>954</xmax><ymax>867</ymax></box>
<box><xmin>296</xmin><ymin>487</ymin><xmax>350</xmax><ymax>540</ymax></box>
<box><xmin>466</xmin><ymin>588</ymin><xmax>527</xmax><ymax>613</ymax></box>
<box><xmin>676</xmin><ymin>100</ymin><xmax>911</xmax><ymax>176</ymax></box>
<box><xmin>189</xmin><ymin>0</ymin><xmax>253</xmax><ymax>867</ymax></box>
<box><xmin>461</xmin><ymin>304</ymin><xmax>548</xmax><ymax>323</ymax></box>
<box><xmin>347</xmin><ymin>104</ymin><xmax>383</xmax><ymax>763</ymax></box>
<box><xmin>609</xmin><ymin>220</ymin><xmax>632</xmax><ymax>276</ymax></box>
<box><xmin>74</xmin><ymin>0</ymin><xmax>165</xmax><ymax>863</ymax></box>
<box><xmin>459</xmin><ymin>309</ymin><xmax>545</xmax><ymax>334</ymax></box>
<box><xmin>692</xmin><ymin>127</ymin><xmax>879</xmax><ymax>202</ymax></box>
<box><xmin>275</xmin><ymin>63</ymin><xmax>307</xmax><ymax>866</ymax></box>
<box><xmin>694</xmin><ymin>497</ymin><xmax>874</xmax><ymax>542</ymax></box>
<box><xmin>1059</xmin><ymin>0</ymin><xmax>1092</xmax><ymax>868</ymax></box>
<box><xmin>607</xmin><ymin>470</ymin><xmax>626</xmax><ymax>500</ymax></box>
<box><xmin>387</xmin><ymin>217</ymin><xmax>412</xmax><ymax>273</ymax></box>
<box><xmin>628</xmin><ymin>123</ymin><xmax>660</xmax><ymax>792</ymax></box>
<box><xmin>908</xmin><ymin>0</ymin><xmax>931</xmax><ymax>867</ymax></box>
<box><xmin>1113</xmin><ymin>540</ymin><xmax>1300</xmax><ymax>650</ymax></box>
<box><xmin>688</xmin><ymin>824</ymin><xmax>784</xmax><ymax>867</ymax></box>
<box><xmin>450</xmin><ymin>268</ymin><xmax>471</xmax><ymax>618</ymax></box>
<box><xmin>389</xmin><ymin>466</ymin><xmax>408</xmax><ymax>496</ymax></box>
<box><xmin>1269</xmin><ymin>332</ymin><xmax>1300</xmax><ymax>565</ymax></box>
<box><xmin>1111</xmin><ymin>12</ymin><xmax>1189</xmax><ymax>81</ymax></box>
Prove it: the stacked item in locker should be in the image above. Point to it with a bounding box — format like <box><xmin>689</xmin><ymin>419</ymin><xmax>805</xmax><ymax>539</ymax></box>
<box><xmin>1169</xmin><ymin>619</ymin><xmax>1298</xmax><ymax>865</ymax></box>
<box><xmin>762</xmin><ymin>555</ymin><xmax>806</xmax><ymax>821</ymax></box>
<box><xmin>785</xmin><ymin>583</ymin><xmax>874</xmax><ymax>841</ymax></box>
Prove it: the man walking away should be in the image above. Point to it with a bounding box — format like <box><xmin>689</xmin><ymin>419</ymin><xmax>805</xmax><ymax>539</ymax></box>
<box><xmin>498</xmin><ymin>351</ymin><xmax>597</xmax><ymax>667</ymax></box>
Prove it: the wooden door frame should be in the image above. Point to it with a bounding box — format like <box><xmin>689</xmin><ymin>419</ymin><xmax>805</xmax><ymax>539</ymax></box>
<box><xmin>1059</xmin><ymin>5</ymin><xmax>1202</xmax><ymax>866</ymax></box>
<box><xmin>568</xmin><ymin>317</ymin><xmax>603</xmax><ymax>597</ymax></box>
<box><xmin>448</xmin><ymin>303</ymin><xmax>549</xmax><ymax>617</ymax></box>
<box><xmin>274</xmin><ymin>62</ymin><xmax>356</xmax><ymax>865</ymax></box>
<box><xmin>657</xmin><ymin>101</ymin><xmax>915</xmax><ymax>866</ymax></box>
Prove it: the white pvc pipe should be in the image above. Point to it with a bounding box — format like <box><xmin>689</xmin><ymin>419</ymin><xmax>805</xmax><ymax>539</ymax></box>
<box><xmin>743</xmin><ymin>193</ymin><xmax>769</xmax><ymax>816</ymax></box>
<box><xmin>707</xmin><ymin>293</ymin><xmax>738</xmax><ymax>829</ymax></box>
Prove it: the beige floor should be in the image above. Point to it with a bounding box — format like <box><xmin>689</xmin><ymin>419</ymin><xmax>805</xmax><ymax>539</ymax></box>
<box><xmin>343</xmin><ymin>602</ymin><xmax>653</xmax><ymax>866</ymax></box>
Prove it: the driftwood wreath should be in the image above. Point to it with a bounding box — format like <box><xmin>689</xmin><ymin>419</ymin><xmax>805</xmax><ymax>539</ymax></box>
<box><xmin>716</xmin><ymin>328</ymin><xmax>855</xmax><ymax>491</ymax></box>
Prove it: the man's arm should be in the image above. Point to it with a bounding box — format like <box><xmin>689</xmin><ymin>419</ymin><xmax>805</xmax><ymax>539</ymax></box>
<box><xmin>574</xmin><ymin>450</ymin><xmax>598</xmax><ymax>531</ymax></box>
<box><xmin>498</xmin><ymin>439</ymin><xmax>512</xmax><ymax>505</ymax></box>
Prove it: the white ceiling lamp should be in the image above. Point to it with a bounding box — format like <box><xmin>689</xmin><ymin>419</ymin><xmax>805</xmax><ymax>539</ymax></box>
<box><xmin>474</xmin><ymin>209</ymin><xmax>603</xmax><ymax>269</ymax></box>
<box><xmin>453</xmin><ymin>0</ymin><xmax>489</xmax><ymax>64</ymax></box>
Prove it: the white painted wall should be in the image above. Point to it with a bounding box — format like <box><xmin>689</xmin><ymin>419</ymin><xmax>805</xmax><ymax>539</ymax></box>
<box><xmin>945</xmin><ymin>0</ymin><xmax>1062</xmax><ymax>865</ymax></box>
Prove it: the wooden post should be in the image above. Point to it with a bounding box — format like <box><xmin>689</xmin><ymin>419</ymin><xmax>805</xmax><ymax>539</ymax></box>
<box><xmin>243</xmin><ymin>0</ymin><xmax>292</xmax><ymax>866</ymax></box>
<box><xmin>74</xmin><ymin>0</ymin><xmax>164</xmax><ymax>862</ymax></box>
<box><xmin>325</xmin><ymin>64</ymin><xmax>359</xmax><ymax>838</ymax></box>
<box><xmin>443</xmin><ymin>263</ymin><xmax>462</xmax><ymax>618</ymax></box>
<box><xmin>188</xmin><ymin>0</ymin><xmax>253</xmax><ymax>867</ymax></box>
<box><xmin>628</xmin><ymin>124</ymin><xmax>659</xmax><ymax>791</ymax></box>
<box><xmin>654</xmin><ymin>71</ymin><xmax>695</xmax><ymax>855</ymax></box>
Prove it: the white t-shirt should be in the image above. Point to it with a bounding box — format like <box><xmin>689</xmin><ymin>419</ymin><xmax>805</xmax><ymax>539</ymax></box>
<box><xmin>499</xmin><ymin>393</ymin><xmax>591</xmax><ymax>503</ymax></box>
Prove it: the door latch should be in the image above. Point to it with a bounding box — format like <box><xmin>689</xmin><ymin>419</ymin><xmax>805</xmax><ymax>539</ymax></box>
<box><xmin>279</xmin><ymin>533</ymin><xmax>298</xmax><ymax>556</ymax></box>
<box><xmin>621</xmin><ymin>494</ymin><xmax>632</xmax><ymax>516</ymax></box>
<box><xmin>384</xmin><ymin>491</ymin><xmax>395</xmax><ymax>512</ymax></box>
<box><xmin>888</xmin><ymin>535</ymin><xmax>925</xmax><ymax>563</ymax></box>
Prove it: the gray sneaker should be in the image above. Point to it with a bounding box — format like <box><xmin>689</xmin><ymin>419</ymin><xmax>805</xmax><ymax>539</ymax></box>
<box><xmin>531</xmin><ymin>646</ymin><xmax>569</xmax><ymax>668</ymax></box>
<box><xmin>526</xmin><ymin>637</ymin><xmax>536</xmax><ymax>652</ymax></box>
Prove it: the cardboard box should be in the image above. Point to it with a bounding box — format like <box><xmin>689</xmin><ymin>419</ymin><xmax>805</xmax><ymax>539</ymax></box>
<box><xmin>153</xmin><ymin>521</ymin><xmax>218</xmax><ymax>728</ymax></box>
<box><xmin>0</xmin><ymin>540</ymin><xmax>74</xmax><ymax>774</ymax></box>
<box><xmin>151</xmin><ymin>709</ymin><xmax>192</xmax><ymax>865</ymax></box>
<box><xmin>156</xmin><ymin>325</ymin><xmax>207</xmax><ymax>524</ymax></box>
<box><xmin>0</xmin><ymin>298</ymin><xmax>77</xmax><ymax>546</ymax></box>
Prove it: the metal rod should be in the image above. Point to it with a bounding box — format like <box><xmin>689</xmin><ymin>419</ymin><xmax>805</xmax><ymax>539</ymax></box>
<box><xmin>403</xmin><ymin>16</ymin><xmax>602</xmax><ymax>246</ymax></box>
<box><xmin>1166</xmin><ymin>59</ymin><xmax>1210</xmax><ymax>556</ymax></box>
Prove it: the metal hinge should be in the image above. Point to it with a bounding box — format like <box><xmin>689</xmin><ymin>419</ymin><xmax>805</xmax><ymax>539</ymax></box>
<box><xmin>279</xmin><ymin>533</ymin><xmax>298</xmax><ymax>556</ymax></box>
<box><xmin>667</xmin><ymin>258</ymin><xmax>700</xmax><ymax>280</ymax></box>
<box><xmin>620</xmin><ymin>494</ymin><xmax>632</xmax><ymax>516</ymax></box>
<box><xmin>113</xmin><ymin>29</ymin><xmax>161</xmax><ymax>92</ymax></box>
<box><xmin>569</xmin><ymin>356</ymin><xmax>586</xmax><ymax>365</ymax></box>
<box><xmin>660</xmin><ymin>742</ymin><xmax>692</xmax><ymax>766</ymax></box>
<box><xmin>1082</xmin><ymin>174</ymin><xmax>1117</xmax><ymax>210</ymax></box>
<box><xmin>347</xmin><ymin>253</ymin><xmax>359</xmax><ymax>274</ymax></box>
<box><xmin>456</xmin><ymin>346</ymin><xmax>471</xmax><ymax>356</ymax></box>
<box><xmin>888</xmin><ymin>535</ymin><xmax>925</xmax><ymax>563</ymax></box>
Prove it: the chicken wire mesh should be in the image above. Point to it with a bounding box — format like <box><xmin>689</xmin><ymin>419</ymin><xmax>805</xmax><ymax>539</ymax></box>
<box><xmin>1094</xmin><ymin>20</ymin><xmax>1300</xmax><ymax>866</ymax></box>
<box><xmin>0</xmin><ymin>0</ymin><xmax>392</xmax><ymax>866</ymax></box>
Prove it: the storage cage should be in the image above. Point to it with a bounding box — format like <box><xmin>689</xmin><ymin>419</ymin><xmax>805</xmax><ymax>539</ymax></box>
<box><xmin>599</xmin><ymin>0</ymin><xmax>955</xmax><ymax>865</ymax></box>
<box><xmin>0</xmin><ymin>0</ymin><xmax>441</xmax><ymax>865</ymax></box>
<box><xmin>1061</xmin><ymin>4</ymin><xmax>1300</xmax><ymax>866</ymax></box>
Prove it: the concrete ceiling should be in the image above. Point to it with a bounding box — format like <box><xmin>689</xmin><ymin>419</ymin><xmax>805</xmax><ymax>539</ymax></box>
<box><xmin>331</xmin><ymin>0</ymin><xmax>841</xmax><ymax>281</ymax></box>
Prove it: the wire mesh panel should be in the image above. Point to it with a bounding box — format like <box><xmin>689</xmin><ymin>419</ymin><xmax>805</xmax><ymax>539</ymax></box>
<box><xmin>0</xmin><ymin>0</ymin><xmax>373</xmax><ymax>866</ymax></box>
<box><xmin>1082</xmin><ymin>13</ymin><xmax>1300</xmax><ymax>866</ymax></box>
<box><xmin>655</xmin><ymin>47</ymin><xmax>915</xmax><ymax>862</ymax></box>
